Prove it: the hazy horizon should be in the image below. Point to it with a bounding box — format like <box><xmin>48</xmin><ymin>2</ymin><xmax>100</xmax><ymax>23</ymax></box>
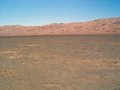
<box><xmin>0</xmin><ymin>0</ymin><xmax>120</xmax><ymax>26</ymax></box>
<box><xmin>0</xmin><ymin>17</ymin><xmax>119</xmax><ymax>26</ymax></box>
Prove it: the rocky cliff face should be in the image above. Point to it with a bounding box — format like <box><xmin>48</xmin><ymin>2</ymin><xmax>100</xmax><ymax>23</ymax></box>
<box><xmin>0</xmin><ymin>18</ymin><xmax>120</xmax><ymax>36</ymax></box>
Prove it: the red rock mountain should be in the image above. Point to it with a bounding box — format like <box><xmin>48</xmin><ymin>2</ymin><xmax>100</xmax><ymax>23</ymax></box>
<box><xmin>0</xmin><ymin>17</ymin><xmax>120</xmax><ymax>36</ymax></box>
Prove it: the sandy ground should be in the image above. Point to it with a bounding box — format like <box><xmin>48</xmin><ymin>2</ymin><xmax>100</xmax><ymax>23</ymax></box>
<box><xmin>0</xmin><ymin>35</ymin><xmax>120</xmax><ymax>90</ymax></box>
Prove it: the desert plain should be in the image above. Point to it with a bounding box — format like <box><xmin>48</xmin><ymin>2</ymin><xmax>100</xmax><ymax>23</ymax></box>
<box><xmin>0</xmin><ymin>35</ymin><xmax>120</xmax><ymax>90</ymax></box>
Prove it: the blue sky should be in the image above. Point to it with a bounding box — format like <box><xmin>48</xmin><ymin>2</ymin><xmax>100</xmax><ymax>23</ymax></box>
<box><xmin>0</xmin><ymin>0</ymin><xmax>120</xmax><ymax>25</ymax></box>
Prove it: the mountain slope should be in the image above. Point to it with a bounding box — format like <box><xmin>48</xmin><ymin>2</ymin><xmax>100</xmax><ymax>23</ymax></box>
<box><xmin>0</xmin><ymin>18</ymin><xmax>120</xmax><ymax>36</ymax></box>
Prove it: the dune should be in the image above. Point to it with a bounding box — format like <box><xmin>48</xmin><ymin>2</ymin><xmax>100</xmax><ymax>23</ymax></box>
<box><xmin>0</xmin><ymin>17</ymin><xmax>120</xmax><ymax>36</ymax></box>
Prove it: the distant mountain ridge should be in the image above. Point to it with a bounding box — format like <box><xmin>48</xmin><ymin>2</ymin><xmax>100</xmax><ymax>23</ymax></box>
<box><xmin>0</xmin><ymin>17</ymin><xmax>120</xmax><ymax>36</ymax></box>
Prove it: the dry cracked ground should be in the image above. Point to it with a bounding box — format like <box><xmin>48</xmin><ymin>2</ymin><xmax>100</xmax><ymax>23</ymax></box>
<box><xmin>0</xmin><ymin>35</ymin><xmax>120</xmax><ymax>90</ymax></box>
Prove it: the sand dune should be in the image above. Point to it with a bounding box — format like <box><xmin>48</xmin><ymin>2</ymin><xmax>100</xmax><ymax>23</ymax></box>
<box><xmin>0</xmin><ymin>17</ymin><xmax>120</xmax><ymax>36</ymax></box>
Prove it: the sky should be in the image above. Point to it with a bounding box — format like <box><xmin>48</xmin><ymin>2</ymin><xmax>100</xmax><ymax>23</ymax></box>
<box><xmin>0</xmin><ymin>0</ymin><xmax>120</xmax><ymax>26</ymax></box>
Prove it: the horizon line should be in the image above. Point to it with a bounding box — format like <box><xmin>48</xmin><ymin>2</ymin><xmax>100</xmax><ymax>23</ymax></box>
<box><xmin>0</xmin><ymin>17</ymin><xmax>119</xmax><ymax>26</ymax></box>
